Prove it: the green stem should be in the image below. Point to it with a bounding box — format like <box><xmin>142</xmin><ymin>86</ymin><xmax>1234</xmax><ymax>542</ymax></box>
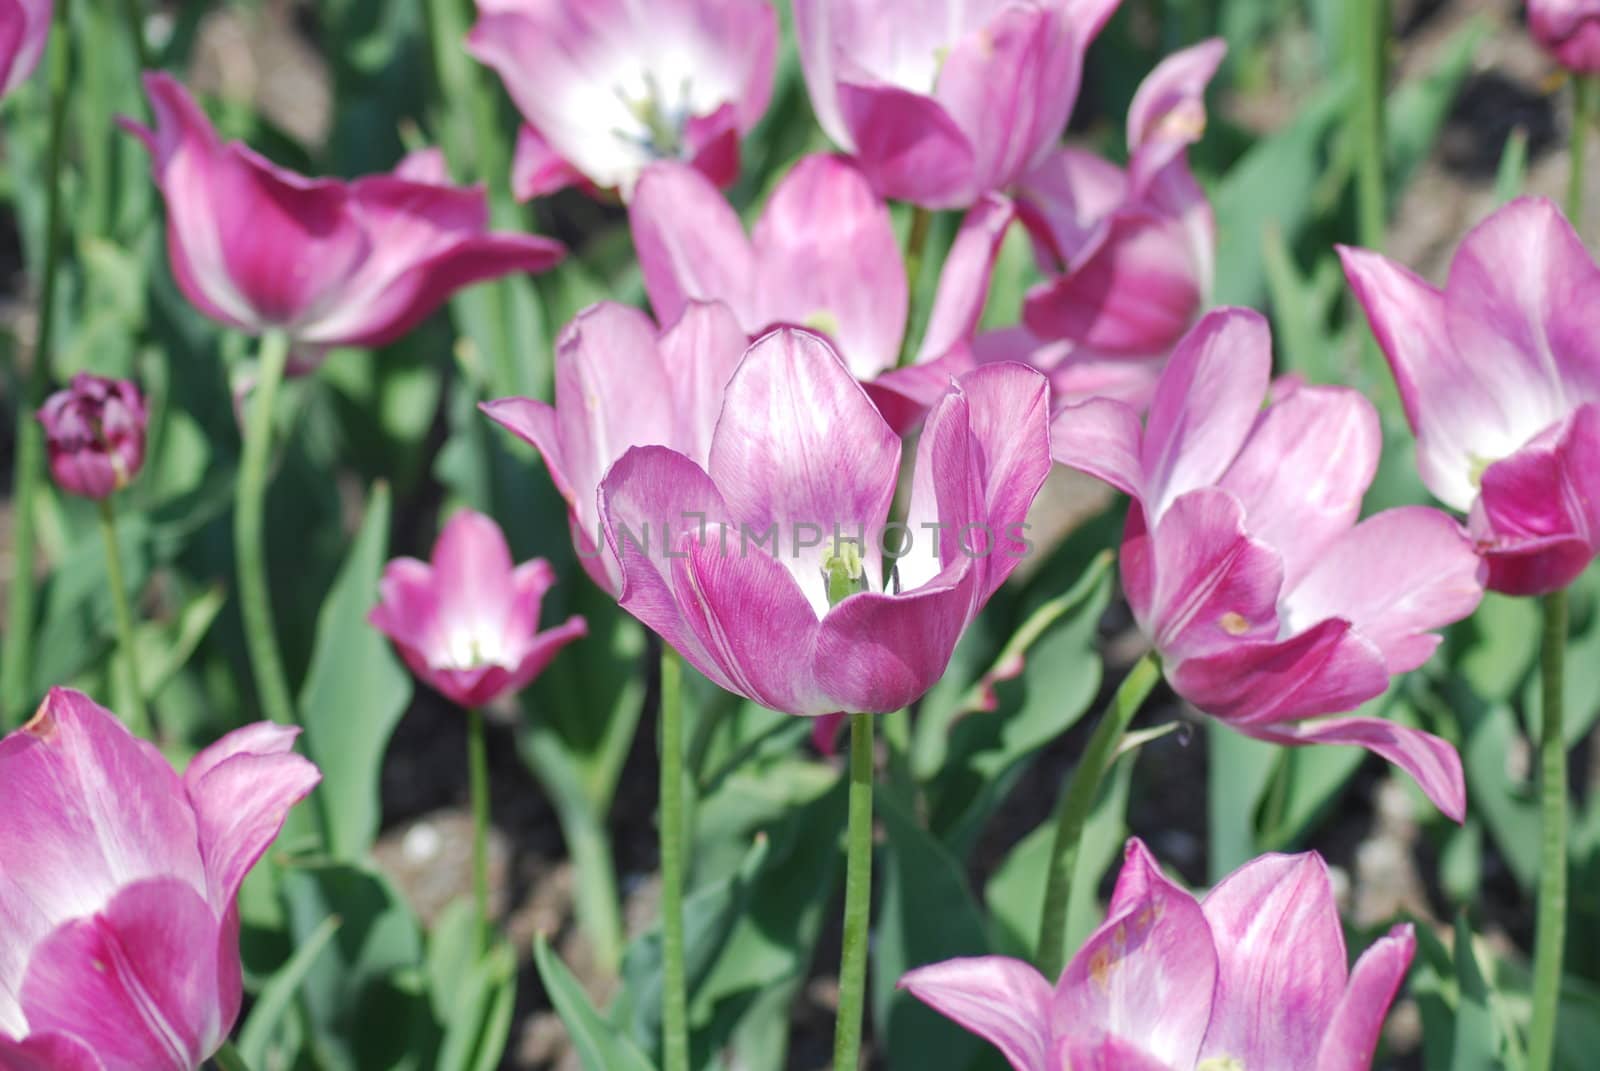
<box><xmin>659</xmin><ymin>646</ymin><xmax>690</xmax><ymax>1071</ymax></box>
<box><xmin>97</xmin><ymin>498</ymin><xmax>151</xmax><ymax>738</ymax></box>
<box><xmin>1</xmin><ymin>0</ymin><xmax>73</xmax><ymax>727</ymax></box>
<box><xmin>832</xmin><ymin>712</ymin><xmax>875</xmax><ymax>1070</ymax></box>
<box><xmin>896</xmin><ymin>207</ymin><xmax>935</xmax><ymax>369</ymax></box>
<box><xmin>233</xmin><ymin>329</ymin><xmax>297</xmax><ymax>727</ymax></box>
<box><xmin>565</xmin><ymin>806</ymin><xmax>625</xmax><ymax>972</ymax></box>
<box><xmin>1349</xmin><ymin>0</ymin><xmax>1388</xmax><ymax>252</ymax></box>
<box><xmin>1528</xmin><ymin>588</ymin><xmax>1569</xmax><ymax>1071</ymax></box>
<box><xmin>212</xmin><ymin>1040</ymin><xmax>253</xmax><ymax>1071</ymax></box>
<box><xmin>1569</xmin><ymin>76</ymin><xmax>1597</xmax><ymax>230</ymax></box>
<box><xmin>1036</xmin><ymin>652</ymin><xmax>1161</xmax><ymax>978</ymax></box>
<box><xmin>118</xmin><ymin>0</ymin><xmax>150</xmax><ymax>72</ymax></box>
<box><xmin>467</xmin><ymin>708</ymin><xmax>493</xmax><ymax>952</ymax></box>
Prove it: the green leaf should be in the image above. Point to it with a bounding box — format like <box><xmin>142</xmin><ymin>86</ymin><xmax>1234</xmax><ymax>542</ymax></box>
<box><xmin>1206</xmin><ymin>722</ymin><xmax>1279</xmax><ymax>880</ymax></box>
<box><xmin>297</xmin><ymin>481</ymin><xmax>414</xmax><ymax>859</ymax></box>
<box><xmin>1385</xmin><ymin>18</ymin><xmax>1488</xmax><ymax>198</ymax></box>
<box><xmin>534</xmin><ymin>934</ymin><xmax>658</xmax><ymax>1071</ymax></box>
<box><xmin>1451</xmin><ymin>915</ymin><xmax>1497</xmax><ymax>1071</ymax></box>
<box><xmin>429</xmin><ymin>904</ymin><xmax>518</xmax><ymax>1071</ymax></box>
<box><xmin>237</xmin><ymin>915</ymin><xmax>342</xmax><ymax>1068</ymax></box>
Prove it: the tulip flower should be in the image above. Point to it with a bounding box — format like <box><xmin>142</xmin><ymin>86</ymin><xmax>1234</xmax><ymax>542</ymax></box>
<box><xmin>629</xmin><ymin>154</ymin><xmax>1012</xmax><ymax>385</ymax></box>
<box><xmin>1341</xmin><ymin>198</ymin><xmax>1600</xmax><ymax>597</ymax></box>
<box><xmin>1051</xmin><ymin>308</ymin><xmax>1482</xmax><ymax>820</ymax></box>
<box><xmin>37</xmin><ymin>374</ymin><xmax>147</xmax><ymax>500</ymax></box>
<box><xmin>901</xmin><ymin>838</ymin><xmax>1416</xmax><ymax>1071</ymax></box>
<box><xmin>594</xmin><ymin>326</ymin><xmax>1051</xmax><ymax>717</ymax></box>
<box><xmin>1529</xmin><ymin>0</ymin><xmax>1600</xmax><ymax>73</ymax></box>
<box><xmin>369</xmin><ymin>509</ymin><xmax>587</xmax><ymax>709</ymax></box>
<box><xmin>793</xmin><ymin>0</ymin><xmax>1122</xmax><ymax>208</ymax></box>
<box><xmin>0</xmin><ymin>687</ymin><xmax>320</xmax><ymax>1070</ymax></box>
<box><xmin>465</xmin><ymin>0</ymin><xmax>778</xmax><ymax>200</ymax></box>
<box><xmin>122</xmin><ymin>72</ymin><xmax>565</xmax><ymax>357</ymax></box>
<box><xmin>0</xmin><ymin>0</ymin><xmax>49</xmax><ymax>98</ymax></box>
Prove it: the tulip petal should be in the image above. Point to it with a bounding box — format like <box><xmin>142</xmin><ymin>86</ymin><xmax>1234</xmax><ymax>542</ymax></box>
<box><xmin>1477</xmin><ymin>403</ymin><xmax>1600</xmax><ymax>594</ymax></box>
<box><xmin>0</xmin><ymin>689</ymin><xmax>205</xmax><ymax>1033</ymax></box>
<box><xmin>1243</xmin><ymin>716</ymin><xmax>1466</xmax><ymax>823</ymax></box>
<box><xmin>0</xmin><ymin>1034</ymin><xmax>103</xmax><ymax>1071</ymax></box>
<box><xmin>659</xmin><ymin>301</ymin><xmax>751</xmax><ymax>465</ymax></box>
<box><xmin>836</xmin><ymin>79</ymin><xmax>976</xmax><ymax>209</ymax></box>
<box><xmin>1049</xmin><ymin>397</ymin><xmax>1145</xmax><ymax>498</ymax></box>
<box><xmin>510</xmin><ymin>122</ymin><xmax>586</xmax><ymax>200</ymax></box>
<box><xmin>1197</xmin><ymin>853</ymin><xmax>1347</xmax><ymax>1069</ymax></box>
<box><xmin>184</xmin><ymin>724</ymin><xmax>321</xmax><ymax>910</ymax></box>
<box><xmin>631</xmin><ymin>161</ymin><xmax>758</xmax><ymax>331</ymax></box>
<box><xmin>898</xmin><ymin>956</ymin><xmax>1056</xmax><ymax>1071</ymax></box>
<box><xmin>1283</xmin><ymin>506</ymin><xmax>1484</xmax><ymax>673</ymax></box>
<box><xmin>432</xmin><ymin>510</ymin><xmax>517</xmax><ymax>634</ymax></box>
<box><xmin>753</xmin><ymin>155</ymin><xmax>907</xmax><ymax>378</ymax></box>
<box><xmin>0</xmin><ymin>0</ymin><xmax>42</xmax><ymax>100</ymax></box>
<box><xmin>1052</xmin><ymin>1036</ymin><xmax>1174</xmax><ymax>1071</ymax></box>
<box><xmin>915</xmin><ymin>194</ymin><xmax>1017</xmax><ymax>365</ymax></box>
<box><xmin>1053</xmin><ymin>839</ymin><xmax>1217</xmax><ymax>1070</ymax></box>
<box><xmin>21</xmin><ymin>879</ymin><xmax>226</xmax><ymax>1071</ymax></box>
<box><xmin>1015</xmin><ymin>147</ymin><xmax>1130</xmax><ymax>270</ymax></box>
<box><xmin>1139</xmin><ymin>308</ymin><xmax>1272</xmax><ymax>518</ymax></box>
<box><xmin>1219</xmin><ymin>385</ymin><xmax>1382</xmax><ymax>588</ymax></box>
<box><xmin>1314</xmin><ymin>924</ymin><xmax>1417</xmax><ymax>1071</ymax></box>
<box><xmin>709</xmin><ymin>329</ymin><xmax>900</xmax><ymax>612</ymax></box>
<box><xmin>1125</xmin><ymin>38</ymin><xmax>1226</xmax><ymax>190</ymax></box>
<box><xmin>369</xmin><ymin>557</ymin><xmax>442</xmax><ymax>659</ymax></box>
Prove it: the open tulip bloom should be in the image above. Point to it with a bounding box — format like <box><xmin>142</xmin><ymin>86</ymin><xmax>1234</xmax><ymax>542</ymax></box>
<box><xmin>0</xmin><ymin>0</ymin><xmax>49</xmax><ymax>99</ymax></box>
<box><xmin>370</xmin><ymin>509</ymin><xmax>587</xmax><ymax>710</ymax></box>
<box><xmin>578</xmin><ymin>326</ymin><xmax>1050</xmax><ymax>717</ymax></box>
<box><xmin>123</xmin><ymin>72</ymin><xmax>566</xmax><ymax>360</ymax></box>
<box><xmin>901</xmin><ymin>838</ymin><xmax>1416</xmax><ymax>1071</ymax></box>
<box><xmin>466</xmin><ymin>0</ymin><xmax>777</xmax><ymax>200</ymax></box>
<box><xmin>1052</xmin><ymin>307</ymin><xmax>1483</xmax><ymax>820</ymax></box>
<box><xmin>793</xmin><ymin>0</ymin><xmax>1122</xmax><ymax>209</ymax></box>
<box><xmin>0</xmin><ymin>688</ymin><xmax>320</xmax><ymax>1070</ymax></box>
<box><xmin>1341</xmin><ymin>197</ymin><xmax>1600</xmax><ymax>597</ymax></box>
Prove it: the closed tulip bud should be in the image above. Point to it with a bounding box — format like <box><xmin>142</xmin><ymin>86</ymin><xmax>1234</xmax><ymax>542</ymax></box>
<box><xmin>1529</xmin><ymin>0</ymin><xmax>1600</xmax><ymax>74</ymax></box>
<box><xmin>37</xmin><ymin>373</ymin><xmax>147</xmax><ymax>500</ymax></box>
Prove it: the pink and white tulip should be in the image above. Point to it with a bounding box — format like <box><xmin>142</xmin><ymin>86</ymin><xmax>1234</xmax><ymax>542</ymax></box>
<box><xmin>1528</xmin><ymin>0</ymin><xmax>1600</xmax><ymax>73</ymax></box>
<box><xmin>629</xmin><ymin>154</ymin><xmax>1012</xmax><ymax>389</ymax></box>
<box><xmin>1052</xmin><ymin>308</ymin><xmax>1482</xmax><ymax>820</ymax></box>
<box><xmin>901</xmin><ymin>838</ymin><xmax>1416</xmax><ymax>1071</ymax></box>
<box><xmin>1342</xmin><ymin>197</ymin><xmax>1600</xmax><ymax>596</ymax></box>
<box><xmin>0</xmin><ymin>688</ymin><xmax>320</xmax><ymax>1071</ymax></box>
<box><xmin>592</xmin><ymin>327</ymin><xmax>1051</xmax><ymax>717</ymax></box>
<box><xmin>38</xmin><ymin>374</ymin><xmax>147</xmax><ymax>500</ymax></box>
<box><xmin>369</xmin><ymin>510</ymin><xmax>587</xmax><ymax>709</ymax></box>
<box><xmin>0</xmin><ymin>0</ymin><xmax>49</xmax><ymax>99</ymax></box>
<box><xmin>482</xmin><ymin>300</ymin><xmax>750</xmax><ymax>594</ymax></box>
<box><xmin>793</xmin><ymin>0</ymin><xmax>1122</xmax><ymax>208</ymax></box>
<box><xmin>123</xmin><ymin>73</ymin><xmax>565</xmax><ymax>356</ymax></box>
<box><xmin>466</xmin><ymin>0</ymin><xmax>777</xmax><ymax>200</ymax></box>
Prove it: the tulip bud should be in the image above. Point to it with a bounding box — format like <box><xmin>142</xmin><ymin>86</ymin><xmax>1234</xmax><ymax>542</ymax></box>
<box><xmin>37</xmin><ymin>373</ymin><xmax>148</xmax><ymax>500</ymax></box>
<box><xmin>1529</xmin><ymin>0</ymin><xmax>1600</xmax><ymax>74</ymax></box>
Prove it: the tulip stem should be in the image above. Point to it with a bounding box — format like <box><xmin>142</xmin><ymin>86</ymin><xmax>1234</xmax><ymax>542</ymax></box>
<box><xmin>118</xmin><ymin>0</ymin><xmax>150</xmax><ymax>72</ymax></box>
<box><xmin>234</xmin><ymin>329</ymin><xmax>297</xmax><ymax>727</ymax></box>
<box><xmin>1036</xmin><ymin>651</ymin><xmax>1161</xmax><ymax>979</ymax></box>
<box><xmin>1</xmin><ymin>0</ymin><xmax>73</xmax><ymax>727</ymax></box>
<box><xmin>467</xmin><ymin>707</ymin><xmax>493</xmax><ymax>952</ymax></box>
<box><xmin>833</xmin><ymin>712</ymin><xmax>875</xmax><ymax>1070</ymax></box>
<box><xmin>1569</xmin><ymin>75</ymin><xmax>1597</xmax><ymax>230</ymax></box>
<box><xmin>1529</xmin><ymin>587</ymin><xmax>1569</xmax><ymax>1071</ymax></box>
<box><xmin>659</xmin><ymin>645</ymin><xmax>690</xmax><ymax>1071</ymax></box>
<box><xmin>1348</xmin><ymin>0</ymin><xmax>1388</xmax><ymax>252</ymax></box>
<box><xmin>97</xmin><ymin>498</ymin><xmax>151</xmax><ymax>739</ymax></box>
<box><xmin>212</xmin><ymin>1041</ymin><xmax>253</xmax><ymax>1071</ymax></box>
<box><xmin>898</xmin><ymin>207</ymin><xmax>935</xmax><ymax>368</ymax></box>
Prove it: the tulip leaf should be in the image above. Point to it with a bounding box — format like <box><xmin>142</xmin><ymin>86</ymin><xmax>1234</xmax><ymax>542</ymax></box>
<box><xmin>1206</xmin><ymin>722</ymin><xmax>1278</xmax><ymax>880</ymax></box>
<box><xmin>429</xmin><ymin>903</ymin><xmax>518</xmax><ymax>1071</ymax></box>
<box><xmin>237</xmin><ymin>914</ymin><xmax>342</xmax><ymax>1068</ymax></box>
<box><xmin>1450</xmin><ymin>914</ymin><xmax>1498</xmax><ymax>1071</ymax></box>
<box><xmin>534</xmin><ymin>934</ymin><xmax>659</xmax><ymax>1071</ymax></box>
<box><xmin>297</xmin><ymin>481</ymin><xmax>414</xmax><ymax>859</ymax></box>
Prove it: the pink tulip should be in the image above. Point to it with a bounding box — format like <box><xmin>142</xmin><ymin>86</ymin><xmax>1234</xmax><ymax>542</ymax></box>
<box><xmin>1528</xmin><ymin>0</ymin><xmax>1600</xmax><ymax>72</ymax></box>
<box><xmin>901</xmin><ymin>838</ymin><xmax>1416</xmax><ymax>1071</ymax></box>
<box><xmin>793</xmin><ymin>0</ymin><xmax>1123</xmax><ymax>208</ymax></box>
<box><xmin>482</xmin><ymin>300</ymin><xmax>750</xmax><ymax>594</ymax></box>
<box><xmin>1341</xmin><ymin>198</ymin><xmax>1600</xmax><ymax>596</ymax></box>
<box><xmin>122</xmin><ymin>73</ymin><xmax>565</xmax><ymax>356</ymax></box>
<box><xmin>0</xmin><ymin>688</ymin><xmax>320</xmax><ymax>1070</ymax></box>
<box><xmin>629</xmin><ymin>154</ymin><xmax>1012</xmax><ymax>388</ymax></box>
<box><xmin>37</xmin><ymin>373</ymin><xmax>147</xmax><ymax>500</ymax></box>
<box><xmin>369</xmin><ymin>510</ymin><xmax>587</xmax><ymax>709</ymax></box>
<box><xmin>0</xmin><ymin>0</ymin><xmax>49</xmax><ymax>98</ymax></box>
<box><xmin>465</xmin><ymin>0</ymin><xmax>777</xmax><ymax>200</ymax></box>
<box><xmin>1052</xmin><ymin>308</ymin><xmax>1482</xmax><ymax>820</ymax></box>
<box><xmin>594</xmin><ymin>327</ymin><xmax>1051</xmax><ymax>717</ymax></box>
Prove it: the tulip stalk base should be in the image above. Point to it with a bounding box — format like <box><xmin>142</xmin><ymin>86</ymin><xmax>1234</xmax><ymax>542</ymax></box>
<box><xmin>468</xmin><ymin>708</ymin><xmax>493</xmax><ymax>952</ymax></box>
<box><xmin>1529</xmin><ymin>588</ymin><xmax>1569</xmax><ymax>1071</ymax></box>
<box><xmin>234</xmin><ymin>329</ymin><xmax>297</xmax><ymax>728</ymax></box>
<box><xmin>898</xmin><ymin>207</ymin><xmax>935</xmax><ymax>369</ymax></box>
<box><xmin>1570</xmin><ymin>75</ymin><xmax>1598</xmax><ymax>229</ymax></box>
<box><xmin>659</xmin><ymin>646</ymin><xmax>690</xmax><ymax>1071</ymax></box>
<box><xmin>833</xmin><ymin>712</ymin><xmax>875</xmax><ymax>1071</ymax></box>
<box><xmin>98</xmin><ymin>499</ymin><xmax>151</xmax><ymax>739</ymax></box>
<box><xmin>1036</xmin><ymin>652</ymin><xmax>1161</xmax><ymax>979</ymax></box>
<box><xmin>1</xmin><ymin>0</ymin><xmax>73</xmax><ymax>727</ymax></box>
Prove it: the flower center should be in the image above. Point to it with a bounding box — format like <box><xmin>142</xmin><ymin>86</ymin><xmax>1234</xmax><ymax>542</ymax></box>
<box><xmin>439</xmin><ymin>625</ymin><xmax>509</xmax><ymax>672</ymax></box>
<box><xmin>613</xmin><ymin>71</ymin><xmax>692</xmax><ymax>159</ymax></box>
<box><xmin>821</xmin><ymin>537</ymin><xmax>869</xmax><ymax>608</ymax></box>
<box><xmin>1197</xmin><ymin>1059</ymin><xmax>1245</xmax><ymax>1071</ymax></box>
